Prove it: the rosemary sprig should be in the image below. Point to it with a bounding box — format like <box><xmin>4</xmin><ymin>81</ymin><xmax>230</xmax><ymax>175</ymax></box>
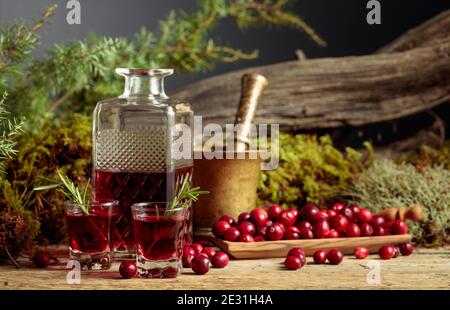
<box><xmin>33</xmin><ymin>171</ymin><xmax>90</xmax><ymax>214</ymax></box>
<box><xmin>169</xmin><ymin>173</ymin><xmax>208</xmax><ymax>211</ymax></box>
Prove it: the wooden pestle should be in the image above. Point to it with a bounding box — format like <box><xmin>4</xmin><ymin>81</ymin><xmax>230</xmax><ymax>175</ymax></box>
<box><xmin>233</xmin><ymin>73</ymin><xmax>269</xmax><ymax>152</ymax></box>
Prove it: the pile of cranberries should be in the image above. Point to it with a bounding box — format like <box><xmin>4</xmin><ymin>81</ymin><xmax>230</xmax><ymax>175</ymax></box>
<box><xmin>183</xmin><ymin>242</ymin><xmax>230</xmax><ymax>275</ymax></box>
<box><xmin>212</xmin><ymin>203</ymin><xmax>409</xmax><ymax>242</ymax></box>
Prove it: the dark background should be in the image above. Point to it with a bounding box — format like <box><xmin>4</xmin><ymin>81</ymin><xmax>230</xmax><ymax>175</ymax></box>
<box><xmin>1</xmin><ymin>0</ymin><xmax>449</xmax><ymax>145</ymax></box>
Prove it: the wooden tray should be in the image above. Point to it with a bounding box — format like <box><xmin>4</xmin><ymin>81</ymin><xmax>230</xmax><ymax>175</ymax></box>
<box><xmin>206</xmin><ymin>234</ymin><xmax>412</xmax><ymax>259</ymax></box>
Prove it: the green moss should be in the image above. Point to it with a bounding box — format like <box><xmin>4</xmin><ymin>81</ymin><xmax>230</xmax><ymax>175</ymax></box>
<box><xmin>349</xmin><ymin>159</ymin><xmax>450</xmax><ymax>245</ymax></box>
<box><xmin>258</xmin><ymin>134</ymin><xmax>374</xmax><ymax>207</ymax></box>
<box><xmin>397</xmin><ymin>141</ymin><xmax>450</xmax><ymax>170</ymax></box>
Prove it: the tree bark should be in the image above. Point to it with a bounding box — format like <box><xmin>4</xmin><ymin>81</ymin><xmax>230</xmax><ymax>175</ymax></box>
<box><xmin>173</xmin><ymin>10</ymin><xmax>450</xmax><ymax>130</ymax></box>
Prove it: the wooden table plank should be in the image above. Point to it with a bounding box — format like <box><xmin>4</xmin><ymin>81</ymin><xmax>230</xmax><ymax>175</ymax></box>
<box><xmin>0</xmin><ymin>247</ymin><xmax>449</xmax><ymax>290</ymax></box>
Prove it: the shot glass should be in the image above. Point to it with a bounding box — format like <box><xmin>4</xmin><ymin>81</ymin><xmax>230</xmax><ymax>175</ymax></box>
<box><xmin>65</xmin><ymin>200</ymin><xmax>119</xmax><ymax>270</ymax></box>
<box><xmin>131</xmin><ymin>202</ymin><xmax>185</xmax><ymax>278</ymax></box>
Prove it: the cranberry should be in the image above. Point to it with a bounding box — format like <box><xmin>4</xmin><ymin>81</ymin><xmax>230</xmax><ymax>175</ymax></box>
<box><xmin>345</xmin><ymin>223</ymin><xmax>361</xmax><ymax>237</ymax></box>
<box><xmin>392</xmin><ymin>220</ymin><xmax>408</xmax><ymax>235</ymax></box>
<box><xmin>378</xmin><ymin>245</ymin><xmax>396</xmax><ymax>259</ymax></box>
<box><xmin>297</xmin><ymin>221</ymin><xmax>312</xmax><ymax>230</ymax></box>
<box><xmin>399</xmin><ymin>243</ymin><xmax>414</xmax><ymax>256</ymax></box>
<box><xmin>360</xmin><ymin>223</ymin><xmax>374</xmax><ymax>236</ymax></box>
<box><xmin>267</xmin><ymin>224</ymin><xmax>284</xmax><ymax>241</ymax></box>
<box><xmin>327</xmin><ymin>229</ymin><xmax>339</xmax><ymax>238</ymax></box>
<box><xmin>301</xmin><ymin>204</ymin><xmax>320</xmax><ymax>222</ymax></box>
<box><xmin>354</xmin><ymin>247</ymin><xmax>369</xmax><ymax>259</ymax></box>
<box><xmin>371</xmin><ymin>216</ymin><xmax>385</xmax><ymax>227</ymax></box>
<box><xmin>202</xmin><ymin>247</ymin><xmax>216</xmax><ymax>259</ymax></box>
<box><xmin>373</xmin><ymin>226</ymin><xmax>386</xmax><ymax>236</ymax></box>
<box><xmin>299</xmin><ymin>227</ymin><xmax>314</xmax><ymax>239</ymax></box>
<box><xmin>284</xmin><ymin>256</ymin><xmax>303</xmax><ymax>270</ymax></box>
<box><xmin>298</xmin><ymin>252</ymin><xmax>307</xmax><ymax>266</ymax></box>
<box><xmin>330</xmin><ymin>214</ymin><xmax>349</xmax><ymax>233</ymax></box>
<box><xmin>311</xmin><ymin>211</ymin><xmax>329</xmax><ymax>222</ymax></box>
<box><xmin>191</xmin><ymin>243</ymin><xmax>203</xmax><ymax>254</ymax></box>
<box><xmin>313</xmin><ymin>249</ymin><xmax>327</xmax><ymax>264</ymax></box>
<box><xmin>327</xmin><ymin>248</ymin><xmax>344</xmax><ymax>265</ymax></box>
<box><xmin>212</xmin><ymin>220</ymin><xmax>231</xmax><ymax>238</ymax></box>
<box><xmin>383</xmin><ymin>221</ymin><xmax>394</xmax><ymax>234</ymax></box>
<box><xmin>331</xmin><ymin>202</ymin><xmax>345</xmax><ymax>212</ymax></box>
<box><xmin>267</xmin><ymin>204</ymin><xmax>283</xmax><ymax>220</ymax></box>
<box><xmin>278</xmin><ymin>210</ymin><xmax>296</xmax><ymax>227</ymax></box>
<box><xmin>250</xmin><ymin>208</ymin><xmax>269</xmax><ymax>228</ymax></box>
<box><xmin>313</xmin><ymin>220</ymin><xmax>330</xmax><ymax>239</ymax></box>
<box><xmin>254</xmin><ymin>235</ymin><xmax>266</xmax><ymax>242</ymax></box>
<box><xmin>219</xmin><ymin>215</ymin><xmax>236</xmax><ymax>226</ymax></box>
<box><xmin>290</xmin><ymin>208</ymin><xmax>300</xmax><ymax>220</ymax></box>
<box><xmin>238</xmin><ymin>221</ymin><xmax>256</xmax><ymax>236</ymax></box>
<box><xmin>274</xmin><ymin>222</ymin><xmax>286</xmax><ymax>233</ymax></box>
<box><xmin>211</xmin><ymin>252</ymin><xmax>229</xmax><ymax>268</ymax></box>
<box><xmin>119</xmin><ymin>261</ymin><xmax>137</xmax><ymax>279</ymax></box>
<box><xmin>238</xmin><ymin>212</ymin><xmax>251</xmax><ymax>223</ymax></box>
<box><xmin>326</xmin><ymin>210</ymin><xmax>337</xmax><ymax>218</ymax></box>
<box><xmin>224</xmin><ymin>227</ymin><xmax>241</xmax><ymax>242</ymax></box>
<box><xmin>32</xmin><ymin>251</ymin><xmax>50</xmax><ymax>268</ymax></box>
<box><xmin>284</xmin><ymin>231</ymin><xmax>300</xmax><ymax>240</ymax></box>
<box><xmin>287</xmin><ymin>247</ymin><xmax>305</xmax><ymax>258</ymax></box>
<box><xmin>257</xmin><ymin>226</ymin><xmax>268</xmax><ymax>236</ymax></box>
<box><xmin>265</xmin><ymin>219</ymin><xmax>273</xmax><ymax>227</ymax></box>
<box><xmin>393</xmin><ymin>246</ymin><xmax>400</xmax><ymax>258</ymax></box>
<box><xmin>239</xmin><ymin>234</ymin><xmax>254</xmax><ymax>242</ymax></box>
<box><xmin>340</xmin><ymin>206</ymin><xmax>355</xmax><ymax>222</ymax></box>
<box><xmin>191</xmin><ymin>254</ymin><xmax>210</xmax><ymax>275</ymax></box>
<box><xmin>183</xmin><ymin>246</ymin><xmax>196</xmax><ymax>267</ymax></box>
<box><xmin>356</xmin><ymin>208</ymin><xmax>373</xmax><ymax>223</ymax></box>
<box><xmin>350</xmin><ymin>204</ymin><xmax>360</xmax><ymax>215</ymax></box>
<box><xmin>286</xmin><ymin>226</ymin><xmax>300</xmax><ymax>234</ymax></box>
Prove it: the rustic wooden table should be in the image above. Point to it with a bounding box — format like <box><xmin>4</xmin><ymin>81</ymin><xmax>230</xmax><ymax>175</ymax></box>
<box><xmin>1</xmin><ymin>247</ymin><xmax>449</xmax><ymax>290</ymax></box>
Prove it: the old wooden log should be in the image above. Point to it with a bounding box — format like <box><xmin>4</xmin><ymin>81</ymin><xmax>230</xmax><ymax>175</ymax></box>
<box><xmin>173</xmin><ymin>10</ymin><xmax>450</xmax><ymax>130</ymax></box>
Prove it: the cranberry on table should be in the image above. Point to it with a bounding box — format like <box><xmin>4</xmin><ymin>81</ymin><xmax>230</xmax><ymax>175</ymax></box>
<box><xmin>191</xmin><ymin>243</ymin><xmax>203</xmax><ymax>254</ymax></box>
<box><xmin>330</xmin><ymin>214</ymin><xmax>349</xmax><ymax>233</ymax></box>
<box><xmin>238</xmin><ymin>212</ymin><xmax>251</xmax><ymax>223</ymax></box>
<box><xmin>254</xmin><ymin>235</ymin><xmax>266</xmax><ymax>242</ymax></box>
<box><xmin>278</xmin><ymin>210</ymin><xmax>296</xmax><ymax>227</ymax></box>
<box><xmin>202</xmin><ymin>247</ymin><xmax>216</xmax><ymax>259</ymax></box>
<box><xmin>373</xmin><ymin>226</ymin><xmax>386</xmax><ymax>236</ymax></box>
<box><xmin>267</xmin><ymin>204</ymin><xmax>283</xmax><ymax>220</ymax></box>
<box><xmin>297</xmin><ymin>221</ymin><xmax>313</xmax><ymax>231</ymax></box>
<box><xmin>360</xmin><ymin>223</ymin><xmax>374</xmax><ymax>237</ymax></box>
<box><xmin>183</xmin><ymin>246</ymin><xmax>196</xmax><ymax>267</ymax></box>
<box><xmin>212</xmin><ymin>220</ymin><xmax>231</xmax><ymax>238</ymax></box>
<box><xmin>119</xmin><ymin>261</ymin><xmax>137</xmax><ymax>279</ymax></box>
<box><xmin>191</xmin><ymin>254</ymin><xmax>210</xmax><ymax>275</ymax></box>
<box><xmin>327</xmin><ymin>249</ymin><xmax>344</xmax><ymax>265</ymax></box>
<box><xmin>357</xmin><ymin>208</ymin><xmax>373</xmax><ymax>223</ymax></box>
<box><xmin>267</xmin><ymin>224</ymin><xmax>284</xmax><ymax>241</ymax></box>
<box><xmin>326</xmin><ymin>210</ymin><xmax>337</xmax><ymax>218</ymax></box>
<box><xmin>239</xmin><ymin>234</ymin><xmax>254</xmax><ymax>242</ymax></box>
<box><xmin>392</xmin><ymin>220</ymin><xmax>408</xmax><ymax>235</ymax></box>
<box><xmin>354</xmin><ymin>247</ymin><xmax>369</xmax><ymax>259</ymax></box>
<box><xmin>327</xmin><ymin>229</ymin><xmax>339</xmax><ymax>238</ymax></box>
<box><xmin>313</xmin><ymin>249</ymin><xmax>328</xmax><ymax>264</ymax></box>
<box><xmin>299</xmin><ymin>227</ymin><xmax>314</xmax><ymax>239</ymax></box>
<box><xmin>331</xmin><ymin>202</ymin><xmax>345</xmax><ymax>212</ymax></box>
<box><xmin>399</xmin><ymin>243</ymin><xmax>414</xmax><ymax>256</ymax></box>
<box><xmin>340</xmin><ymin>206</ymin><xmax>355</xmax><ymax>222</ymax></box>
<box><xmin>284</xmin><ymin>231</ymin><xmax>300</xmax><ymax>240</ymax></box>
<box><xmin>250</xmin><ymin>208</ymin><xmax>269</xmax><ymax>228</ymax></box>
<box><xmin>313</xmin><ymin>220</ymin><xmax>330</xmax><ymax>239</ymax></box>
<box><xmin>287</xmin><ymin>247</ymin><xmax>305</xmax><ymax>258</ymax></box>
<box><xmin>32</xmin><ymin>251</ymin><xmax>50</xmax><ymax>268</ymax></box>
<box><xmin>224</xmin><ymin>227</ymin><xmax>241</xmax><ymax>242</ymax></box>
<box><xmin>378</xmin><ymin>245</ymin><xmax>396</xmax><ymax>260</ymax></box>
<box><xmin>219</xmin><ymin>214</ymin><xmax>236</xmax><ymax>226</ymax></box>
<box><xmin>211</xmin><ymin>252</ymin><xmax>229</xmax><ymax>268</ymax></box>
<box><xmin>371</xmin><ymin>216</ymin><xmax>385</xmax><ymax>227</ymax></box>
<box><xmin>345</xmin><ymin>223</ymin><xmax>361</xmax><ymax>238</ymax></box>
<box><xmin>284</xmin><ymin>256</ymin><xmax>303</xmax><ymax>270</ymax></box>
<box><xmin>238</xmin><ymin>221</ymin><xmax>256</xmax><ymax>236</ymax></box>
<box><xmin>311</xmin><ymin>211</ymin><xmax>329</xmax><ymax>222</ymax></box>
<box><xmin>301</xmin><ymin>204</ymin><xmax>320</xmax><ymax>222</ymax></box>
<box><xmin>393</xmin><ymin>246</ymin><xmax>400</xmax><ymax>258</ymax></box>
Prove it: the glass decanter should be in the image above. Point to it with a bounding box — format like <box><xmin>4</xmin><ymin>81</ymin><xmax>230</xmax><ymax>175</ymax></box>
<box><xmin>93</xmin><ymin>68</ymin><xmax>193</xmax><ymax>256</ymax></box>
